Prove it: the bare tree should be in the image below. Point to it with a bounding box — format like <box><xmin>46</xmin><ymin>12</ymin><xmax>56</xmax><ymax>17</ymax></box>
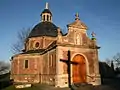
<box><xmin>105</xmin><ymin>58</ymin><xmax>111</xmax><ymax>66</ymax></box>
<box><xmin>0</xmin><ymin>61</ymin><xmax>10</xmax><ymax>75</ymax></box>
<box><xmin>105</xmin><ymin>53</ymin><xmax>120</xmax><ymax>69</ymax></box>
<box><xmin>11</xmin><ymin>28</ymin><xmax>31</xmax><ymax>54</ymax></box>
<box><xmin>113</xmin><ymin>53</ymin><xmax>120</xmax><ymax>68</ymax></box>
<box><xmin>111</xmin><ymin>60</ymin><xmax>114</xmax><ymax>71</ymax></box>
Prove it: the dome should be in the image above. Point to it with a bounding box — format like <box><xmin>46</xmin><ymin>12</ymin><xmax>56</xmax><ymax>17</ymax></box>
<box><xmin>28</xmin><ymin>22</ymin><xmax>58</xmax><ymax>38</ymax></box>
<box><xmin>28</xmin><ymin>2</ymin><xmax>58</xmax><ymax>38</ymax></box>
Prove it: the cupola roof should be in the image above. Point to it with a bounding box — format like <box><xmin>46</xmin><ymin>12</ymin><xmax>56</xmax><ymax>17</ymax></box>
<box><xmin>28</xmin><ymin>2</ymin><xmax>58</xmax><ymax>38</ymax></box>
<box><xmin>28</xmin><ymin>22</ymin><xmax>58</xmax><ymax>38</ymax></box>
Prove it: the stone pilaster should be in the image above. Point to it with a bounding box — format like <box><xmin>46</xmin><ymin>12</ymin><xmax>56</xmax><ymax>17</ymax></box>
<box><xmin>93</xmin><ymin>49</ymin><xmax>101</xmax><ymax>85</ymax></box>
<box><xmin>55</xmin><ymin>47</ymin><xmax>68</xmax><ymax>87</ymax></box>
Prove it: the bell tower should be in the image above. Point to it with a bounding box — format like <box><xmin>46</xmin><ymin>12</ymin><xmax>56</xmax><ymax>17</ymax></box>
<box><xmin>41</xmin><ymin>2</ymin><xmax>52</xmax><ymax>22</ymax></box>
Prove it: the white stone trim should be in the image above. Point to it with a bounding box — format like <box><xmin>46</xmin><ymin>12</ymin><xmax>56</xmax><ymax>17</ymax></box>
<box><xmin>74</xmin><ymin>33</ymin><xmax>82</xmax><ymax>45</ymax></box>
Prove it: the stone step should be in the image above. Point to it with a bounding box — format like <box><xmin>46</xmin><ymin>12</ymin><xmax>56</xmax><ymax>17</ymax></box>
<box><xmin>94</xmin><ymin>85</ymin><xmax>116</xmax><ymax>90</ymax></box>
<box><xmin>71</xmin><ymin>83</ymin><xmax>94</xmax><ymax>90</ymax></box>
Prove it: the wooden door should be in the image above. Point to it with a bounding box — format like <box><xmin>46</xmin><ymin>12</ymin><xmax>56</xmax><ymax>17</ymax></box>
<box><xmin>72</xmin><ymin>54</ymin><xmax>86</xmax><ymax>83</ymax></box>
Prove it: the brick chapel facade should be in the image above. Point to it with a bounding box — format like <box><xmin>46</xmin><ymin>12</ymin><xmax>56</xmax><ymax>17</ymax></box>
<box><xmin>10</xmin><ymin>3</ymin><xmax>101</xmax><ymax>87</ymax></box>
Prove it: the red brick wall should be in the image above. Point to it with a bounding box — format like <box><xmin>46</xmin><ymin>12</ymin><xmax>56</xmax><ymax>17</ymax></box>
<box><xmin>82</xmin><ymin>33</ymin><xmax>88</xmax><ymax>44</ymax></box>
<box><xmin>41</xmin><ymin>49</ymin><xmax>56</xmax><ymax>85</ymax></box>
<box><xmin>11</xmin><ymin>55</ymin><xmax>42</xmax><ymax>83</ymax></box>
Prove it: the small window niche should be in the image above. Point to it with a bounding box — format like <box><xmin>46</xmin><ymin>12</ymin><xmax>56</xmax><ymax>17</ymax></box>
<box><xmin>24</xmin><ymin>60</ymin><xmax>29</xmax><ymax>69</ymax></box>
<box><xmin>49</xmin><ymin>54</ymin><xmax>53</xmax><ymax>67</ymax></box>
<box><xmin>76</xmin><ymin>33</ymin><xmax>82</xmax><ymax>45</ymax></box>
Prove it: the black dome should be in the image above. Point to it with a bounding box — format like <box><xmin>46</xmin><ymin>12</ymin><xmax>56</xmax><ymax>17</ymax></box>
<box><xmin>41</xmin><ymin>9</ymin><xmax>52</xmax><ymax>16</ymax></box>
<box><xmin>28</xmin><ymin>22</ymin><xmax>58</xmax><ymax>38</ymax></box>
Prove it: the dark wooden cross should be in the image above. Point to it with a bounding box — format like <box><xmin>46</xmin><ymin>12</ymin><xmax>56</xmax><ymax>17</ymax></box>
<box><xmin>60</xmin><ymin>50</ymin><xmax>78</xmax><ymax>88</ymax></box>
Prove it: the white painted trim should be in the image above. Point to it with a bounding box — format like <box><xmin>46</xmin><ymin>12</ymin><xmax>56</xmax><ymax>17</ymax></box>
<box><xmin>24</xmin><ymin>60</ymin><xmax>29</xmax><ymax>69</ymax></box>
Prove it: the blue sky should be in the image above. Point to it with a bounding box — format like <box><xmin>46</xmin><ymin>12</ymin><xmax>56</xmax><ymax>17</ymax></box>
<box><xmin>0</xmin><ymin>0</ymin><xmax>120</xmax><ymax>61</ymax></box>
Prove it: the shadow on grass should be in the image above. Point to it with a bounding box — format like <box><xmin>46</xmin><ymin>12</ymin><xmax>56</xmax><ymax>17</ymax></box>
<box><xmin>99</xmin><ymin>77</ymin><xmax>120</xmax><ymax>90</ymax></box>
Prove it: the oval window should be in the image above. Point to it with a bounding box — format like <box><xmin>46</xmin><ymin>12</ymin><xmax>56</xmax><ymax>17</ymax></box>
<box><xmin>35</xmin><ymin>42</ymin><xmax>40</xmax><ymax>48</ymax></box>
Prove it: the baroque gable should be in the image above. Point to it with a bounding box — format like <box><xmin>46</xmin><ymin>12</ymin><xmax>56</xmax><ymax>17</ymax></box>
<box><xmin>67</xmin><ymin>20</ymin><xmax>87</xmax><ymax>30</ymax></box>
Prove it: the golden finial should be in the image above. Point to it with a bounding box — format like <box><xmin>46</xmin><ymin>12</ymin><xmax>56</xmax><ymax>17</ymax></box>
<box><xmin>75</xmin><ymin>12</ymin><xmax>80</xmax><ymax>20</ymax></box>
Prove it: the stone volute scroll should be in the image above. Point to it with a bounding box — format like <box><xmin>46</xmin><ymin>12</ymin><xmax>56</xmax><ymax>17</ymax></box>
<box><xmin>57</xmin><ymin>27</ymin><xmax>62</xmax><ymax>43</ymax></box>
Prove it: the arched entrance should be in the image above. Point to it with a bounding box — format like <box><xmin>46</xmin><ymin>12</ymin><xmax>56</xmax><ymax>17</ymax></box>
<box><xmin>72</xmin><ymin>54</ymin><xmax>86</xmax><ymax>83</ymax></box>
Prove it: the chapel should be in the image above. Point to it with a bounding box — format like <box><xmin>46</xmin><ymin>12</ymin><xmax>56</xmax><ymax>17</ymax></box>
<box><xmin>10</xmin><ymin>3</ymin><xmax>101</xmax><ymax>87</ymax></box>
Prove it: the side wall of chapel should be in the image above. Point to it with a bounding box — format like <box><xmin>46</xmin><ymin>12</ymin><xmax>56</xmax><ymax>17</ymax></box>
<box><xmin>11</xmin><ymin>54</ymin><xmax>41</xmax><ymax>83</ymax></box>
<box><xmin>11</xmin><ymin>36</ymin><xmax>57</xmax><ymax>86</ymax></box>
<box><xmin>41</xmin><ymin>49</ymin><xmax>56</xmax><ymax>85</ymax></box>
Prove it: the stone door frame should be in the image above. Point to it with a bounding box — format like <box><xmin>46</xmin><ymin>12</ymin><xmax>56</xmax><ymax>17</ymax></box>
<box><xmin>71</xmin><ymin>53</ymin><xmax>89</xmax><ymax>84</ymax></box>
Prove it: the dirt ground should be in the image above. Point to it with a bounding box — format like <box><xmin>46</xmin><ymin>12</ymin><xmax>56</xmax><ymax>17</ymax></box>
<box><xmin>1</xmin><ymin>78</ymin><xmax>120</xmax><ymax>90</ymax></box>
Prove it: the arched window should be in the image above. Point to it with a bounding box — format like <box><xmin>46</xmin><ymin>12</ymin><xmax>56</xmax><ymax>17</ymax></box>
<box><xmin>43</xmin><ymin>15</ymin><xmax>45</xmax><ymax>21</ymax></box>
<box><xmin>49</xmin><ymin>54</ymin><xmax>54</xmax><ymax>67</ymax></box>
<box><xmin>47</xmin><ymin>15</ymin><xmax>49</xmax><ymax>21</ymax></box>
